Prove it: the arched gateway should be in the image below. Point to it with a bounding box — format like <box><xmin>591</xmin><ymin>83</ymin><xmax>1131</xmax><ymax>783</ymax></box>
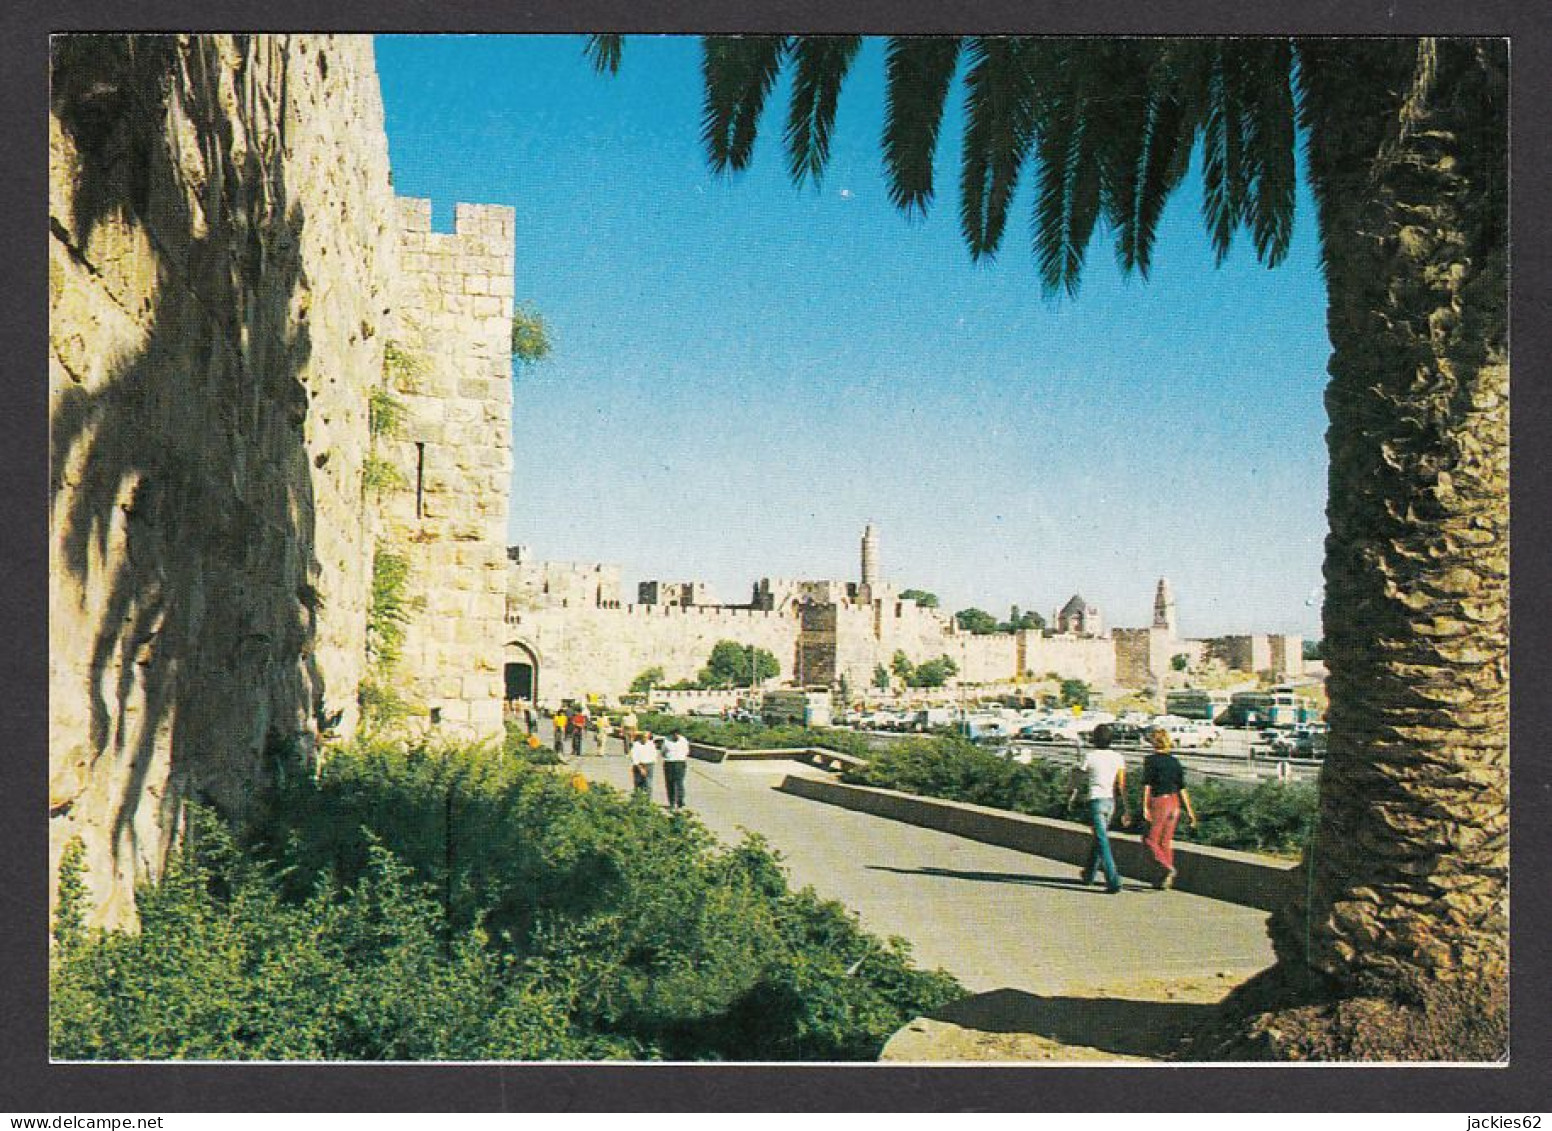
<box><xmin>504</xmin><ymin>639</ymin><xmax>541</xmax><ymax>705</ymax></box>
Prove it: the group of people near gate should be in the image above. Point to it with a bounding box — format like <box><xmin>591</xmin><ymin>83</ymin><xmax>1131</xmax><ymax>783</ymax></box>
<box><xmin>1070</xmin><ymin>723</ymin><xmax>1198</xmax><ymax>893</ymax></box>
<box><xmin>519</xmin><ymin>701</ymin><xmax>694</xmax><ymax>810</ymax></box>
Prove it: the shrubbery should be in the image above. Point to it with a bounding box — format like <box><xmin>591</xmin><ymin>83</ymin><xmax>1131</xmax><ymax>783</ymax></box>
<box><xmin>51</xmin><ymin>738</ymin><xmax>961</xmax><ymax>1061</ymax></box>
<box><xmin>637</xmin><ymin>713</ymin><xmax>873</xmax><ymax>758</ymax></box>
<box><xmin>843</xmin><ymin>739</ymin><xmax>1316</xmax><ymax>856</ymax></box>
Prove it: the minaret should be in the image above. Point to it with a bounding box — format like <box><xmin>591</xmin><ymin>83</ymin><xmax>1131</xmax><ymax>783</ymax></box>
<box><xmin>1153</xmin><ymin>577</ymin><xmax>1177</xmax><ymax>637</ymax></box>
<box><xmin>861</xmin><ymin>523</ymin><xmax>880</xmax><ymax>590</ymax></box>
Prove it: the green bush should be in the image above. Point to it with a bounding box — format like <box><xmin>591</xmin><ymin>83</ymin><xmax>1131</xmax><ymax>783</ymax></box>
<box><xmin>504</xmin><ymin>719</ymin><xmax>562</xmax><ymax>765</ymax></box>
<box><xmin>50</xmin><ymin>809</ymin><xmax>604</xmax><ymax>1061</ymax></box>
<box><xmin>51</xmin><ymin>739</ymin><xmax>961</xmax><ymax>1061</ymax></box>
<box><xmin>637</xmin><ymin>713</ymin><xmax>872</xmax><ymax>758</ymax></box>
<box><xmin>845</xmin><ymin>740</ymin><xmax>1316</xmax><ymax>857</ymax></box>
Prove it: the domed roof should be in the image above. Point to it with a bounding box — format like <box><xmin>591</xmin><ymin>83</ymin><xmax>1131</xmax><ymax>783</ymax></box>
<box><xmin>1059</xmin><ymin>593</ymin><xmax>1092</xmax><ymax>617</ymax></box>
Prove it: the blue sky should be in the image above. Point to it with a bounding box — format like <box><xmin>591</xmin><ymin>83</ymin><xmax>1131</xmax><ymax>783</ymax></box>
<box><xmin>376</xmin><ymin>34</ymin><xmax>1331</xmax><ymax>637</ymax></box>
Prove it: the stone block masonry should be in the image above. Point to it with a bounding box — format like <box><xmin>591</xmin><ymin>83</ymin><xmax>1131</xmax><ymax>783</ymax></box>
<box><xmin>379</xmin><ymin>197</ymin><xmax>515</xmax><ymax>736</ymax></box>
<box><xmin>50</xmin><ymin>36</ymin><xmax>519</xmax><ymax>927</ymax></box>
<box><xmin>49</xmin><ymin>35</ymin><xmax>401</xmax><ymax>927</ymax></box>
<box><xmin>508</xmin><ymin>604</ymin><xmax>802</xmax><ymax>707</ymax></box>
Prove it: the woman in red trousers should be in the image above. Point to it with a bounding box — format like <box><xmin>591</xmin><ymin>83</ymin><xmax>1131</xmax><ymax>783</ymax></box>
<box><xmin>1141</xmin><ymin>729</ymin><xmax>1198</xmax><ymax>889</ymax></box>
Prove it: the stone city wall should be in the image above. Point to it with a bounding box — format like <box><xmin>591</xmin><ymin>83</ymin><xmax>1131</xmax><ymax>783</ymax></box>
<box><xmin>509</xmin><ymin>555</ymin><xmax>622</xmax><ymax>611</ymax></box>
<box><xmin>1021</xmin><ymin>634</ymin><xmax>1118</xmax><ymax>687</ymax></box>
<box><xmin>1267</xmin><ymin>634</ymin><xmax>1305</xmax><ymax>679</ymax></box>
<box><xmin>379</xmin><ymin>198</ymin><xmax>516</xmax><ymax>736</ymax></box>
<box><xmin>49</xmin><ymin>35</ymin><xmax>398</xmax><ymax>926</ymax></box>
<box><xmin>943</xmin><ymin>631</ymin><xmax>1021</xmax><ymax>685</ymax></box>
<box><xmin>1200</xmin><ymin>635</ymin><xmax>1303</xmax><ymax>678</ymax></box>
<box><xmin>1114</xmin><ymin>626</ymin><xmax>1175</xmax><ymax>687</ymax></box>
<box><xmin>507</xmin><ymin>603</ymin><xmax>802</xmax><ymax>706</ymax></box>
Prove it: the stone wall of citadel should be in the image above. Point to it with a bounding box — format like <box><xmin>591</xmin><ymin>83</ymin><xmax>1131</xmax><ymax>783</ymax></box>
<box><xmin>49</xmin><ymin>35</ymin><xmax>402</xmax><ymax>926</ymax></box>
<box><xmin>377</xmin><ymin>198</ymin><xmax>515</xmax><ymax>735</ymax></box>
<box><xmin>508</xmin><ymin>604</ymin><xmax>802</xmax><ymax>707</ymax></box>
<box><xmin>1020</xmin><ymin>634</ymin><xmax>1119</xmax><ymax>686</ymax></box>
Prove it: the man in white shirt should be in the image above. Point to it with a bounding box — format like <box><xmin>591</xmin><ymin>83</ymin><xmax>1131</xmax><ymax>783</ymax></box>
<box><xmin>661</xmin><ymin>730</ymin><xmax>691</xmax><ymax>809</ymax></box>
<box><xmin>1071</xmin><ymin>724</ymin><xmax>1131</xmax><ymax>894</ymax></box>
<box><xmin>629</xmin><ymin>731</ymin><xmax>657</xmax><ymax>796</ymax></box>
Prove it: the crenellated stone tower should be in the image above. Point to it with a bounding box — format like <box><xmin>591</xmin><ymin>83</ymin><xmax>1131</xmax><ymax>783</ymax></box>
<box><xmin>380</xmin><ymin>198</ymin><xmax>516</xmax><ymax>736</ymax></box>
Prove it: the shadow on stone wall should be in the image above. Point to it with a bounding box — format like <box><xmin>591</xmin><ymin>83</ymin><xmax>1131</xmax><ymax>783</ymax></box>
<box><xmin>50</xmin><ymin>36</ymin><xmax>326</xmax><ymax>867</ymax></box>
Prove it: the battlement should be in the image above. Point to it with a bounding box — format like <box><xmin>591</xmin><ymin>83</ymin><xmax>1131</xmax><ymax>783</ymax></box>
<box><xmin>395</xmin><ymin>196</ymin><xmax>515</xmax><ymax>243</ymax></box>
<box><xmin>616</xmin><ymin>603</ymin><xmax>783</xmax><ymax>621</ymax></box>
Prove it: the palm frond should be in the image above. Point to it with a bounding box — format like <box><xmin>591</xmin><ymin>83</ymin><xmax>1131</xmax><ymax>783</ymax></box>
<box><xmin>702</xmin><ymin>35</ymin><xmax>792</xmax><ymax>174</ymax></box>
<box><xmin>882</xmin><ymin>36</ymin><xmax>962</xmax><ymax>217</ymax></box>
<box><xmin>1236</xmin><ymin>40</ymin><xmax>1297</xmax><ymax>266</ymax></box>
<box><xmin>1124</xmin><ymin>42</ymin><xmax>1210</xmax><ymax>277</ymax></box>
<box><xmin>1027</xmin><ymin>43</ymin><xmax>1102</xmax><ymax>297</ymax></box>
<box><xmin>959</xmin><ymin>37</ymin><xmax>1037</xmax><ymax>260</ymax></box>
<box><xmin>584</xmin><ymin>34</ymin><xmax>623</xmax><ymax>75</ymax></box>
<box><xmin>1200</xmin><ymin>50</ymin><xmax>1242</xmax><ymax>264</ymax></box>
<box><xmin>1083</xmin><ymin>42</ymin><xmax>1165</xmax><ymax>278</ymax></box>
<box><xmin>784</xmin><ymin>36</ymin><xmax>863</xmax><ymax>186</ymax></box>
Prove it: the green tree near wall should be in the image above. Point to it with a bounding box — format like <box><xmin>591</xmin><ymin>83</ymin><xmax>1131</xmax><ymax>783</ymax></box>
<box><xmin>954</xmin><ymin>607</ymin><xmax>999</xmax><ymax>634</ymax></box>
<box><xmin>700</xmin><ymin>641</ymin><xmax>780</xmax><ymax>688</ymax></box>
<box><xmin>900</xmin><ymin>588</ymin><xmax>939</xmax><ymax>608</ymax></box>
<box><xmin>510</xmin><ymin>302</ymin><xmax>552</xmax><ymax>367</ymax></box>
<box><xmin>909</xmin><ymin>656</ymin><xmax>959</xmax><ymax>688</ymax></box>
<box><xmin>1059</xmin><ymin>679</ymin><xmax>1091</xmax><ymax>709</ymax></box>
<box><xmin>1002</xmin><ymin>605</ymin><xmax>1045</xmax><ymax>632</ymax></box>
<box><xmin>630</xmin><ymin>666</ymin><xmax>665</xmax><ymax>693</ymax></box>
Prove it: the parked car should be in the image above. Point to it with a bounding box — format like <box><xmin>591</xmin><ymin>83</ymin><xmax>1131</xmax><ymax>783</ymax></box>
<box><xmin>1150</xmin><ymin>716</ymin><xmax>1220</xmax><ymax>749</ymax></box>
<box><xmin>910</xmin><ymin>707</ymin><xmax>957</xmax><ymax>731</ymax></box>
<box><xmin>1108</xmin><ymin>721</ymin><xmax>1150</xmax><ymax>744</ymax></box>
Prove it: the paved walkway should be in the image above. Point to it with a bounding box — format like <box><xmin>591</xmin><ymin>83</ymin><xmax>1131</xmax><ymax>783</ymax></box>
<box><xmin>555</xmin><ymin>730</ymin><xmax>1275</xmax><ymax>998</ymax></box>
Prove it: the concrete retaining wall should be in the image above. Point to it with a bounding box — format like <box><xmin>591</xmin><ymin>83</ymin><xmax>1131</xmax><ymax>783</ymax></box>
<box><xmin>777</xmin><ymin>775</ymin><xmax>1299</xmax><ymax>912</ymax></box>
<box><xmin>687</xmin><ymin>742</ymin><xmax>867</xmax><ymax>774</ymax></box>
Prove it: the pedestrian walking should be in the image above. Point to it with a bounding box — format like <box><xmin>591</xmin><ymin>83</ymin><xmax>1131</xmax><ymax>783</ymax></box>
<box><xmin>661</xmin><ymin>729</ymin><xmax>690</xmax><ymax>809</ymax></box>
<box><xmin>1141</xmin><ymin>728</ymin><xmax>1198</xmax><ymax>889</ymax></box>
<box><xmin>550</xmin><ymin>707</ymin><xmax>568</xmax><ymax>754</ymax></box>
<box><xmin>621</xmin><ymin>709</ymin><xmax>639</xmax><ymax>754</ymax></box>
<box><xmin>523</xmin><ymin>701</ymin><xmax>537</xmax><ymax>736</ymax></box>
<box><xmin>629</xmin><ymin>730</ymin><xmax>657</xmax><ymax>796</ymax></box>
<box><xmin>1068</xmin><ymin>723</ymin><xmax>1131</xmax><ymax>894</ymax></box>
<box><xmin>569</xmin><ymin>707</ymin><xmax>587</xmax><ymax>758</ymax></box>
<box><xmin>595</xmin><ymin>714</ymin><xmax>613</xmax><ymax>756</ymax></box>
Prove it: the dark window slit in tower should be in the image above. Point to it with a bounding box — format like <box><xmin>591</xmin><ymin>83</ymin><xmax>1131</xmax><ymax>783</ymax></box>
<box><xmin>415</xmin><ymin>442</ymin><xmax>426</xmax><ymax>518</ymax></box>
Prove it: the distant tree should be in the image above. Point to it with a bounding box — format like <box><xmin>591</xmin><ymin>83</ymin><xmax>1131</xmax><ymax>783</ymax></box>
<box><xmin>1060</xmin><ymin>679</ymin><xmax>1092</xmax><ymax>709</ymax></box>
<box><xmin>1000</xmin><ymin>605</ymin><xmax>1045</xmax><ymax>633</ymax></box>
<box><xmin>1171</xmin><ymin>654</ymin><xmax>1190</xmax><ymax>672</ymax></box>
<box><xmin>909</xmin><ymin>656</ymin><xmax>959</xmax><ymax>688</ymax></box>
<box><xmin>510</xmin><ymin>302</ymin><xmax>552</xmax><ymax>367</ymax></box>
<box><xmin>900</xmin><ymin>588</ymin><xmax>939</xmax><ymax>608</ymax></box>
<box><xmin>1303</xmin><ymin>639</ymin><xmax>1325</xmax><ymax>661</ymax></box>
<box><xmin>890</xmin><ymin>651</ymin><xmax>914</xmax><ymax>680</ymax></box>
<box><xmin>954</xmin><ymin>608</ymin><xmax>999</xmax><ymax>635</ymax></box>
<box><xmin>700</xmin><ymin>640</ymin><xmax>780</xmax><ymax>688</ymax></box>
<box><xmin>873</xmin><ymin>663</ymin><xmax>892</xmax><ymax>691</ymax></box>
<box><xmin>629</xmin><ymin>666</ymin><xmax>665</xmax><ymax>693</ymax></box>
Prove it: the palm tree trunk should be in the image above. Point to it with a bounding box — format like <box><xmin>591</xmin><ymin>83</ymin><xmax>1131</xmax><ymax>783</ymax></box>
<box><xmin>1274</xmin><ymin>40</ymin><xmax>1508</xmax><ymax>995</ymax></box>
